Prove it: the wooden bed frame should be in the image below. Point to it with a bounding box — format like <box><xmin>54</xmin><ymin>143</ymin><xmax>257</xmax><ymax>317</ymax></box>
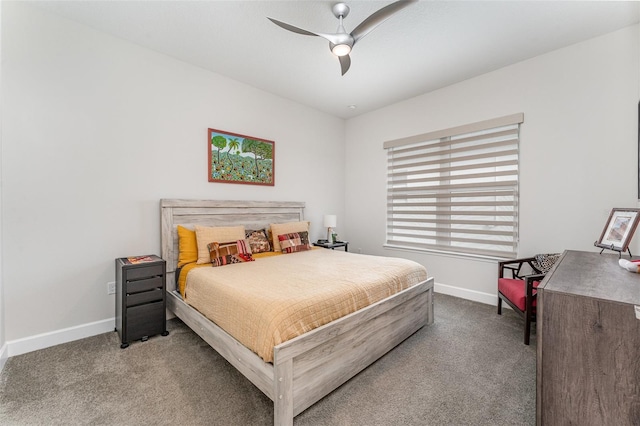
<box><xmin>160</xmin><ymin>199</ymin><xmax>434</xmax><ymax>425</ymax></box>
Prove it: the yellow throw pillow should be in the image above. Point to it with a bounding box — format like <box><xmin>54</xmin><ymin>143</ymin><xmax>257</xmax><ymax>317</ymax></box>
<box><xmin>194</xmin><ymin>225</ymin><xmax>246</xmax><ymax>264</ymax></box>
<box><xmin>270</xmin><ymin>221</ymin><xmax>310</xmax><ymax>252</ymax></box>
<box><xmin>177</xmin><ymin>225</ymin><xmax>198</xmax><ymax>268</ymax></box>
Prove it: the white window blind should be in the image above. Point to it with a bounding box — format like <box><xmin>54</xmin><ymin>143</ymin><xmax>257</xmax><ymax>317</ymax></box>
<box><xmin>384</xmin><ymin>114</ymin><xmax>523</xmax><ymax>259</ymax></box>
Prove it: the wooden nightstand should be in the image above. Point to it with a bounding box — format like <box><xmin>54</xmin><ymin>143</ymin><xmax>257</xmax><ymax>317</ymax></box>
<box><xmin>115</xmin><ymin>255</ymin><xmax>168</xmax><ymax>348</ymax></box>
<box><xmin>313</xmin><ymin>241</ymin><xmax>349</xmax><ymax>252</ymax></box>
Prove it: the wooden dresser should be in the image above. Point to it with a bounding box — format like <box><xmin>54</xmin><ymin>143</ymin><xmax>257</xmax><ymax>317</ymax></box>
<box><xmin>537</xmin><ymin>250</ymin><xmax>640</xmax><ymax>425</ymax></box>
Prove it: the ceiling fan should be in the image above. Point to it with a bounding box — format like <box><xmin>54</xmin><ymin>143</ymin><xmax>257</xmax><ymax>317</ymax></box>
<box><xmin>268</xmin><ymin>1</ymin><xmax>417</xmax><ymax>76</ymax></box>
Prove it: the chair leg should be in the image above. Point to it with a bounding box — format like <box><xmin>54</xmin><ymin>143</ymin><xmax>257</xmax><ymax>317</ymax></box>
<box><xmin>524</xmin><ymin>314</ymin><xmax>531</xmax><ymax>345</ymax></box>
<box><xmin>497</xmin><ymin>296</ymin><xmax>502</xmax><ymax>315</ymax></box>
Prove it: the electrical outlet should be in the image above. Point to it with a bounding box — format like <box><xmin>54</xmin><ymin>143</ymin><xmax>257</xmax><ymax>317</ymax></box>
<box><xmin>107</xmin><ymin>281</ymin><xmax>116</xmax><ymax>295</ymax></box>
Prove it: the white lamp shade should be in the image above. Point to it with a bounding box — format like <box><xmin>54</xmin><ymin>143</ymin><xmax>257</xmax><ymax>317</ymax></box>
<box><xmin>323</xmin><ymin>215</ymin><xmax>337</xmax><ymax>228</ymax></box>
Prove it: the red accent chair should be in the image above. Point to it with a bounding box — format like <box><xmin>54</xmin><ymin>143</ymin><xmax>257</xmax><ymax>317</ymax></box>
<box><xmin>497</xmin><ymin>257</ymin><xmax>546</xmax><ymax>345</ymax></box>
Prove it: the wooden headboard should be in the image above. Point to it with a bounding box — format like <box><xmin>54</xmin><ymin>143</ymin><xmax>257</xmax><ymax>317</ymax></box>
<box><xmin>160</xmin><ymin>199</ymin><xmax>305</xmax><ymax>291</ymax></box>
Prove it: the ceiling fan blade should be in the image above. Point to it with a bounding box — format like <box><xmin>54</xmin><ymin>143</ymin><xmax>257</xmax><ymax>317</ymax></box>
<box><xmin>339</xmin><ymin>55</ymin><xmax>351</xmax><ymax>76</ymax></box>
<box><xmin>267</xmin><ymin>17</ymin><xmax>318</xmax><ymax>37</ymax></box>
<box><xmin>351</xmin><ymin>0</ymin><xmax>418</xmax><ymax>43</ymax></box>
<box><xmin>268</xmin><ymin>17</ymin><xmax>345</xmax><ymax>45</ymax></box>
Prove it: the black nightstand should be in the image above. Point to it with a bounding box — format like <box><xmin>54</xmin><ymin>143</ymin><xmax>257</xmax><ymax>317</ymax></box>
<box><xmin>115</xmin><ymin>255</ymin><xmax>168</xmax><ymax>348</ymax></box>
<box><xmin>313</xmin><ymin>241</ymin><xmax>349</xmax><ymax>252</ymax></box>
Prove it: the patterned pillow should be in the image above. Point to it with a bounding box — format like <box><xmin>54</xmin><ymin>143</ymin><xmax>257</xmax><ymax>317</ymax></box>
<box><xmin>270</xmin><ymin>221</ymin><xmax>310</xmax><ymax>252</ymax></box>
<box><xmin>532</xmin><ymin>253</ymin><xmax>561</xmax><ymax>273</ymax></box>
<box><xmin>245</xmin><ymin>229</ymin><xmax>272</xmax><ymax>253</ymax></box>
<box><xmin>207</xmin><ymin>239</ymin><xmax>254</xmax><ymax>267</ymax></box>
<box><xmin>278</xmin><ymin>231</ymin><xmax>311</xmax><ymax>254</ymax></box>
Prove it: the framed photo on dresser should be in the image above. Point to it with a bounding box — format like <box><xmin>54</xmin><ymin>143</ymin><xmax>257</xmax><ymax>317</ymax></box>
<box><xmin>595</xmin><ymin>208</ymin><xmax>640</xmax><ymax>252</ymax></box>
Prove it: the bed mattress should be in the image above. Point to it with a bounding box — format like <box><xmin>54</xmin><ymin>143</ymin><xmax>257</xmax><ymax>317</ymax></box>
<box><xmin>182</xmin><ymin>249</ymin><xmax>427</xmax><ymax>362</ymax></box>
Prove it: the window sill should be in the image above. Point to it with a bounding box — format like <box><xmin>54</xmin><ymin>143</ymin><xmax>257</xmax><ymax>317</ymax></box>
<box><xmin>382</xmin><ymin>244</ymin><xmax>508</xmax><ymax>263</ymax></box>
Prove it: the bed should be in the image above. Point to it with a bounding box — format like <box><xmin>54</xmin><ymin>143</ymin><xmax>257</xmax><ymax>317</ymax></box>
<box><xmin>160</xmin><ymin>199</ymin><xmax>434</xmax><ymax>425</ymax></box>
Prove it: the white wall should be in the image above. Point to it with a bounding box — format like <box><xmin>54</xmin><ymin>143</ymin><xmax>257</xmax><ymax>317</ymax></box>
<box><xmin>1</xmin><ymin>3</ymin><xmax>345</xmax><ymax>352</ymax></box>
<box><xmin>0</xmin><ymin>0</ymin><xmax>6</xmax><ymax>369</ymax></box>
<box><xmin>345</xmin><ymin>24</ymin><xmax>640</xmax><ymax>303</ymax></box>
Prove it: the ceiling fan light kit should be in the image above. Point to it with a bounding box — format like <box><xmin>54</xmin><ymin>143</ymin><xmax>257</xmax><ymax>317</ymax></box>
<box><xmin>331</xmin><ymin>43</ymin><xmax>351</xmax><ymax>57</ymax></box>
<box><xmin>268</xmin><ymin>0</ymin><xmax>417</xmax><ymax>75</ymax></box>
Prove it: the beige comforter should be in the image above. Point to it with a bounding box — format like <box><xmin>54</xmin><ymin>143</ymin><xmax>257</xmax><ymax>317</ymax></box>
<box><xmin>184</xmin><ymin>249</ymin><xmax>428</xmax><ymax>362</ymax></box>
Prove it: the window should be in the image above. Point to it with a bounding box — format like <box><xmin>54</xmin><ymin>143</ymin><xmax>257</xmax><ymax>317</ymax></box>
<box><xmin>384</xmin><ymin>114</ymin><xmax>523</xmax><ymax>259</ymax></box>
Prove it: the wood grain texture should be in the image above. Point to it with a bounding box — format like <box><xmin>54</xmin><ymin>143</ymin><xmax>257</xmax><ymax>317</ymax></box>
<box><xmin>287</xmin><ymin>287</ymin><xmax>432</xmax><ymax>415</ymax></box>
<box><xmin>537</xmin><ymin>249</ymin><xmax>640</xmax><ymax>305</ymax></box>
<box><xmin>537</xmin><ymin>250</ymin><xmax>640</xmax><ymax>425</ymax></box>
<box><xmin>273</xmin><ymin>358</ymin><xmax>294</xmax><ymax>426</ymax></box>
<box><xmin>160</xmin><ymin>199</ymin><xmax>434</xmax><ymax>426</ymax></box>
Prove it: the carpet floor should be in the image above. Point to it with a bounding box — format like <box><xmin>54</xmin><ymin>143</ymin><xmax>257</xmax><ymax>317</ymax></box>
<box><xmin>0</xmin><ymin>293</ymin><xmax>536</xmax><ymax>425</ymax></box>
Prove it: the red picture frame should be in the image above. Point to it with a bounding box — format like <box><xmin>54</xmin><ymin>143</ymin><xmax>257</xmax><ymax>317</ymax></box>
<box><xmin>208</xmin><ymin>128</ymin><xmax>275</xmax><ymax>186</ymax></box>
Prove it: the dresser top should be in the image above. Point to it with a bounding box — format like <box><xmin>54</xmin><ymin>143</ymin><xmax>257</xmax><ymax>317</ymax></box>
<box><xmin>539</xmin><ymin>250</ymin><xmax>640</xmax><ymax>305</ymax></box>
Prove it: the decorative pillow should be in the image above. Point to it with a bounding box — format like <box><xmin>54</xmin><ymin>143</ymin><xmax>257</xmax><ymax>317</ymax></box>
<box><xmin>207</xmin><ymin>239</ymin><xmax>254</xmax><ymax>267</ymax></box>
<box><xmin>177</xmin><ymin>225</ymin><xmax>198</xmax><ymax>267</ymax></box>
<box><xmin>278</xmin><ymin>231</ymin><xmax>312</xmax><ymax>254</ymax></box>
<box><xmin>245</xmin><ymin>229</ymin><xmax>272</xmax><ymax>253</ymax></box>
<box><xmin>270</xmin><ymin>221</ymin><xmax>310</xmax><ymax>252</ymax></box>
<box><xmin>195</xmin><ymin>225</ymin><xmax>245</xmax><ymax>264</ymax></box>
<box><xmin>532</xmin><ymin>253</ymin><xmax>561</xmax><ymax>273</ymax></box>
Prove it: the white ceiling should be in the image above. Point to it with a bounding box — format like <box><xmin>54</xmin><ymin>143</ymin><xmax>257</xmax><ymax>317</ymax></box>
<box><xmin>29</xmin><ymin>1</ymin><xmax>640</xmax><ymax>119</ymax></box>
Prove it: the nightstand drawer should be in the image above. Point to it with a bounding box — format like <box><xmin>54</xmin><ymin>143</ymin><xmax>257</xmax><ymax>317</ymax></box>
<box><xmin>127</xmin><ymin>301</ymin><xmax>165</xmax><ymax>341</ymax></box>
<box><xmin>127</xmin><ymin>288</ymin><xmax>163</xmax><ymax>307</ymax></box>
<box><xmin>126</xmin><ymin>264</ymin><xmax>164</xmax><ymax>281</ymax></box>
<box><xmin>127</xmin><ymin>276</ymin><xmax>163</xmax><ymax>294</ymax></box>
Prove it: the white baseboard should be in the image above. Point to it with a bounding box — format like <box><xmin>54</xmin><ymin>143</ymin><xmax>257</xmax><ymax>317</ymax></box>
<box><xmin>0</xmin><ymin>342</ymin><xmax>8</xmax><ymax>374</ymax></box>
<box><xmin>434</xmin><ymin>282</ymin><xmax>497</xmax><ymax>306</ymax></box>
<box><xmin>7</xmin><ymin>317</ymin><xmax>115</xmax><ymax>358</ymax></box>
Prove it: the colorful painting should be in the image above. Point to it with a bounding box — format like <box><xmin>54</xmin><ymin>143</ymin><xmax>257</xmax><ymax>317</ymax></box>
<box><xmin>208</xmin><ymin>128</ymin><xmax>274</xmax><ymax>186</ymax></box>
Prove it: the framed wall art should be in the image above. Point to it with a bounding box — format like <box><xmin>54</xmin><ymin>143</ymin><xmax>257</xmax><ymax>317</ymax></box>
<box><xmin>208</xmin><ymin>128</ymin><xmax>275</xmax><ymax>186</ymax></box>
<box><xmin>595</xmin><ymin>208</ymin><xmax>640</xmax><ymax>255</ymax></box>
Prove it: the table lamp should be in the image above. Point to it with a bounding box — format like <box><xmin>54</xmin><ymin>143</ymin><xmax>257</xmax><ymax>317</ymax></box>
<box><xmin>324</xmin><ymin>214</ymin><xmax>337</xmax><ymax>243</ymax></box>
